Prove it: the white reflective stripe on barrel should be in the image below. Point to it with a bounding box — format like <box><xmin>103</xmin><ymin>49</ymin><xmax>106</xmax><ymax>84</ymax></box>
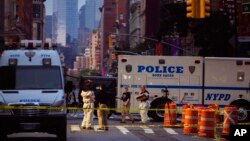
<box><xmin>199</xmin><ymin>126</ymin><xmax>215</xmax><ymax>130</ymax></box>
<box><xmin>164</xmin><ymin>118</ymin><xmax>176</xmax><ymax>120</ymax></box>
<box><xmin>200</xmin><ymin>117</ymin><xmax>214</xmax><ymax>121</ymax></box>
<box><xmin>185</xmin><ymin>116</ymin><xmax>198</xmax><ymax>119</ymax></box>
<box><xmin>184</xmin><ymin>124</ymin><xmax>197</xmax><ymax>127</ymax></box>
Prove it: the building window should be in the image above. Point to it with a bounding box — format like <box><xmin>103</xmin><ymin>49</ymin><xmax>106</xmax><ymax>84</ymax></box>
<box><xmin>33</xmin><ymin>4</ymin><xmax>41</xmax><ymax>19</ymax></box>
<box><xmin>119</xmin><ymin>14</ymin><xmax>124</xmax><ymax>20</ymax></box>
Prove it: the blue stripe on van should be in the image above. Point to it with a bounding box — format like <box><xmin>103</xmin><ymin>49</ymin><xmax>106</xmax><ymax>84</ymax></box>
<box><xmin>176</xmin><ymin>103</ymin><xmax>227</xmax><ymax>108</ymax></box>
<box><xmin>120</xmin><ymin>85</ymin><xmax>250</xmax><ymax>91</ymax></box>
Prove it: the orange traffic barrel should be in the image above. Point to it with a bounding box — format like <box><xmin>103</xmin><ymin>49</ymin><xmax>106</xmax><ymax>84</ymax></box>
<box><xmin>183</xmin><ymin>108</ymin><xmax>198</xmax><ymax>134</ymax></box>
<box><xmin>222</xmin><ymin>105</ymin><xmax>238</xmax><ymax>135</ymax></box>
<box><xmin>194</xmin><ymin>106</ymin><xmax>205</xmax><ymax>131</ymax></box>
<box><xmin>182</xmin><ymin>104</ymin><xmax>191</xmax><ymax>124</ymax></box>
<box><xmin>198</xmin><ymin>109</ymin><xmax>216</xmax><ymax>138</ymax></box>
<box><xmin>208</xmin><ymin>104</ymin><xmax>220</xmax><ymax>123</ymax></box>
<box><xmin>163</xmin><ymin>102</ymin><xmax>177</xmax><ymax>126</ymax></box>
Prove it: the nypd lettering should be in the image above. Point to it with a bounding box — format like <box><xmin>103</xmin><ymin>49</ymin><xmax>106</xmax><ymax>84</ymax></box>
<box><xmin>10</xmin><ymin>54</ymin><xmax>20</xmax><ymax>57</ymax></box>
<box><xmin>205</xmin><ymin>93</ymin><xmax>231</xmax><ymax>101</ymax></box>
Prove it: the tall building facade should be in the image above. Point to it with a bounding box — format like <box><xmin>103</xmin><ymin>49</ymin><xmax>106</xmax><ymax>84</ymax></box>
<box><xmin>129</xmin><ymin>0</ymin><xmax>141</xmax><ymax>48</ymax></box>
<box><xmin>0</xmin><ymin>0</ymin><xmax>46</xmax><ymax>43</ymax></box>
<box><xmin>79</xmin><ymin>5</ymin><xmax>86</xmax><ymax>31</ymax></box>
<box><xmin>89</xmin><ymin>30</ymin><xmax>101</xmax><ymax>71</ymax></box>
<box><xmin>100</xmin><ymin>0</ymin><xmax>116</xmax><ymax>75</ymax></box>
<box><xmin>78</xmin><ymin>4</ymin><xmax>90</xmax><ymax>53</ymax></box>
<box><xmin>32</xmin><ymin>0</ymin><xmax>46</xmax><ymax>40</ymax></box>
<box><xmin>52</xmin><ymin>0</ymin><xmax>78</xmax><ymax>47</ymax></box>
<box><xmin>45</xmin><ymin>15</ymin><xmax>52</xmax><ymax>39</ymax></box>
<box><xmin>66</xmin><ymin>0</ymin><xmax>78</xmax><ymax>41</ymax></box>
<box><xmin>116</xmin><ymin>0</ymin><xmax>129</xmax><ymax>50</ymax></box>
<box><xmin>52</xmin><ymin>0</ymin><xmax>66</xmax><ymax>46</ymax></box>
<box><xmin>0</xmin><ymin>0</ymin><xmax>4</xmax><ymax>46</ymax></box>
<box><xmin>85</xmin><ymin>0</ymin><xmax>103</xmax><ymax>30</ymax></box>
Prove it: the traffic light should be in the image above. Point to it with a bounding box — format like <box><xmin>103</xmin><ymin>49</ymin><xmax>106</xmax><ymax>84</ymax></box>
<box><xmin>200</xmin><ymin>0</ymin><xmax>210</xmax><ymax>18</ymax></box>
<box><xmin>186</xmin><ymin>0</ymin><xmax>197</xmax><ymax>18</ymax></box>
<box><xmin>108</xmin><ymin>35</ymin><xmax>112</xmax><ymax>48</ymax></box>
<box><xmin>111</xmin><ymin>53</ymin><xmax>116</xmax><ymax>60</ymax></box>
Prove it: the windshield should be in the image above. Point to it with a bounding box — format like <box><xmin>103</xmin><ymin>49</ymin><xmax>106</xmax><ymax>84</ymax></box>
<box><xmin>0</xmin><ymin>66</ymin><xmax>63</xmax><ymax>90</ymax></box>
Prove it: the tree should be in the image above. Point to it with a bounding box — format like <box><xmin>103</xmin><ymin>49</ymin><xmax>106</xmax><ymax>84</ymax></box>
<box><xmin>194</xmin><ymin>11</ymin><xmax>234</xmax><ymax>57</ymax></box>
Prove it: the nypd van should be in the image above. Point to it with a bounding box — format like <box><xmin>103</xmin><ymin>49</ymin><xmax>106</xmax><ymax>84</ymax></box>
<box><xmin>117</xmin><ymin>55</ymin><xmax>250</xmax><ymax>122</ymax></box>
<box><xmin>0</xmin><ymin>41</ymin><xmax>66</xmax><ymax>140</ymax></box>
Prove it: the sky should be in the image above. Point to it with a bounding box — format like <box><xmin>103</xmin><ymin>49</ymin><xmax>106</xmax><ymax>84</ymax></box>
<box><xmin>45</xmin><ymin>0</ymin><xmax>86</xmax><ymax>15</ymax></box>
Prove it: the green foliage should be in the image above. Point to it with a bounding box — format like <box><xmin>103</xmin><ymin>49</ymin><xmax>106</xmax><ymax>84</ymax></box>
<box><xmin>193</xmin><ymin>11</ymin><xmax>235</xmax><ymax>57</ymax></box>
<box><xmin>129</xmin><ymin>42</ymin><xmax>148</xmax><ymax>54</ymax></box>
<box><xmin>79</xmin><ymin>69</ymin><xmax>101</xmax><ymax>77</ymax></box>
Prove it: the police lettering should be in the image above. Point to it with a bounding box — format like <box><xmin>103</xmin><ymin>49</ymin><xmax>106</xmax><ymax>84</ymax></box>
<box><xmin>137</xmin><ymin>65</ymin><xmax>184</xmax><ymax>73</ymax></box>
<box><xmin>20</xmin><ymin>99</ymin><xmax>40</xmax><ymax>102</ymax></box>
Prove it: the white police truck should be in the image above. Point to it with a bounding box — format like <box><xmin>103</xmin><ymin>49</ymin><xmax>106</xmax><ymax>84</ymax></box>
<box><xmin>117</xmin><ymin>55</ymin><xmax>250</xmax><ymax>122</ymax></box>
<box><xmin>0</xmin><ymin>41</ymin><xmax>66</xmax><ymax>141</ymax></box>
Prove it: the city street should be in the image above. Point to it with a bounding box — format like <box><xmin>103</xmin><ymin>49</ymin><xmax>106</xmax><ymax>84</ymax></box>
<box><xmin>6</xmin><ymin>112</ymin><xmax>227</xmax><ymax>141</ymax></box>
<box><xmin>1</xmin><ymin>0</ymin><xmax>250</xmax><ymax>141</ymax></box>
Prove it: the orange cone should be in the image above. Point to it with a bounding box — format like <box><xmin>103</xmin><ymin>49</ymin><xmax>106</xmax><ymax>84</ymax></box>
<box><xmin>163</xmin><ymin>102</ymin><xmax>177</xmax><ymax>126</ymax></box>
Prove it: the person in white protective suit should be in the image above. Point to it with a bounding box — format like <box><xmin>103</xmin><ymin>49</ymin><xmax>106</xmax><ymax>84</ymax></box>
<box><xmin>81</xmin><ymin>81</ymin><xmax>95</xmax><ymax>130</ymax></box>
<box><xmin>137</xmin><ymin>85</ymin><xmax>150</xmax><ymax>124</ymax></box>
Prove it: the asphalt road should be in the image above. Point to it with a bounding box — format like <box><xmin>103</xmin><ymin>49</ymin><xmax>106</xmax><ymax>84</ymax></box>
<box><xmin>5</xmin><ymin>113</ymin><xmax>228</xmax><ymax>141</ymax></box>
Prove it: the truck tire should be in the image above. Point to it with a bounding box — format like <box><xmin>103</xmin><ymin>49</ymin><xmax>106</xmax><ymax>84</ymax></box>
<box><xmin>148</xmin><ymin>98</ymin><xmax>172</xmax><ymax>122</ymax></box>
<box><xmin>230</xmin><ymin>100</ymin><xmax>250</xmax><ymax>123</ymax></box>
<box><xmin>57</xmin><ymin>118</ymin><xmax>67</xmax><ymax>141</ymax></box>
<box><xmin>57</xmin><ymin>127</ymin><xmax>66</xmax><ymax>141</ymax></box>
<box><xmin>0</xmin><ymin>130</ymin><xmax>7</xmax><ymax>141</ymax></box>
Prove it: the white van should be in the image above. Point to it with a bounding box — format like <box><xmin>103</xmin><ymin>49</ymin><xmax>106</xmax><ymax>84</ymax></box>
<box><xmin>117</xmin><ymin>55</ymin><xmax>250</xmax><ymax>122</ymax></box>
<box><xmin>0</xmin><ymin>42</ymin><xmax>66</xmax><ymax>140</ymax></box>
<box><xmin>117</xmin><ymin>55</ymin><xmax>203</xmax><ymax>121</ymax></box>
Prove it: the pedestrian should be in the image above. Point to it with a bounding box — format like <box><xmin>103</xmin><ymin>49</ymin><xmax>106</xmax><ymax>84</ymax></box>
<box><xmin>64</xmin><ymin>81</ymin><xmax>74</xmax><ymax>113</ymax></box>
<box><xmin>136</xmin><ymin>85</ymin><xmax>150</xmax><ymax>124</ymax></box>
<box><xmin>119</xmin><ymin>87</ymin><xmax>134</xmax><ymax>123</ymax></box>
<box><xmin>80</xmin><ymin>81</ymin><xmax>95</xmax><ymax>130</ymax></box>
<box><xmin>95</xmin><ymin>84</ymin><xmax>109</xmax><ymax>131</ymax></box>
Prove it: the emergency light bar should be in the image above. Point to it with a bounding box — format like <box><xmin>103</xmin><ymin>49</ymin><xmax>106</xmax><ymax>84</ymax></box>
<box><xmin>27</xmin><ymin>42</ymin><xmax>34</xmax><ymax>49</ymax></box>
<box><xmin>35</xmin><ymin>43</ymin><xmax>41</xmax><ymax>48</ymax></box>
<box><xmin>44</xmin><ymin>43</ymin><xmax>50</xmax><ymax>49</ymax></box>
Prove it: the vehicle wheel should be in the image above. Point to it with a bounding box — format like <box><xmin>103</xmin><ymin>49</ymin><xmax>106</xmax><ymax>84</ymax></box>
<box><xmin>57</xmin><ymin>119</ymin><xmax>67</xmax><ymax>141</ymax></box>
<box><xmin>148</xmin><ymin>98</ymin><xmax>172</xmax><ymax>122</ymax></box>
<box><xmin>230</xmin><ymin>100</ymin><xmax>250</xmax><ymax>123</ymax></box>
<box><xmin>0</xmin><ymin>132</ymin><xmax>7</xmax><ymax>141</ymax></box>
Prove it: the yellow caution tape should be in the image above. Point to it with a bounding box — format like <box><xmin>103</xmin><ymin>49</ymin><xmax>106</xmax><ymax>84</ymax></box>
<box><xmin>1</xmin><ymin>105</ymin><xmax>246</xmax><ymax>112</ymax></box>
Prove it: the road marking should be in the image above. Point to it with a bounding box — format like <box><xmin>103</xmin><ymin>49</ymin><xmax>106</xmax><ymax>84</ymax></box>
<box><xmin>140</xmin><ymin>126</ymin><xmax>154</xmax><ymax>134</ymax></box>
<box><xmin>116</xmin><ymin>126</ymin><xmax>130</xmax><ymax>134</ymax></box>
<box><xmin>163</xmin><ymin>128</ymin><xmax>178</xmax><ymax>134</ymax></box>
<box><xmin>94</xmin><ymin>125</ymin><xmax>106</xmax><ymax>132</ymax></box>
<box><xmin>70</xmin><ymin>125</ymin><xmax>81</xmax><ymax>132</ymax></box>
